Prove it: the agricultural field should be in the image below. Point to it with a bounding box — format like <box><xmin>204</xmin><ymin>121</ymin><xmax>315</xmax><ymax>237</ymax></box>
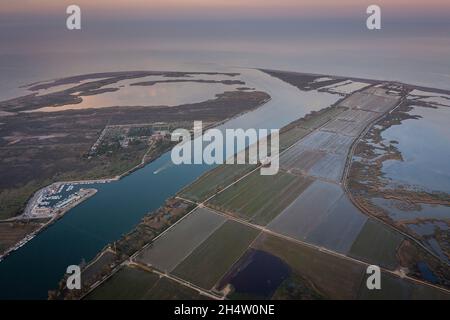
<box><xmin>85</xmin><ymin>265</ymin><xmax>207</xmax><ymax>300</ymax></box>
<box><xmin>280</xmin><ymin>129</ymin><xmax>356</xmax><ymax>182</ymax></box>
<box><xmin>268</xmin><ymin>181</ymin><xmax>344</xmax><ymax>243</ymax></box>
<box><xmin>308</xmin><ymin>153</ymin><xmax>347</xmax><ymax>182</ymax></box>
<box><xmin>357</xmin><ymin>271</ymin><xmax>449</xmax><ymax>300</ymax></box>
<box><xmin>178</xmin><ymin>164</ymin><xmax>255</xmax><ymax>202</ymax></box>
<box><xmin>85</xmin><ymin>265</ymin><xmax>160</xmax><ymax>300</ymax></box>
<box><xmin>279</xmin><ymin>126</ymin><xmax>310</xmax><ymax>151</ymax></box>
<box><xmin>135</xmin><ymin>207</ymin><xmax>226</xmax><ymax>272</ymax></box>
<box><xmin>349</xmin><ymin>219</ymin><xmax>405</xmax><ymax>270</ymax></box>
<box><xmin>334</xmin><ymin>109</ymin><xmax>378</xmax><ymax>123</ymax></box>
<box><xmin>172</xmin><ymin>220</ymin><xmax>260</xmax><ymax>290</ymax></box>
<box><xmin>340</xmin><ymin>91</ymin><xmax>399</xmax><ymax>113</ymax></box>
<box><xmin>252</xmin><ymin>233</ymin><xmax>366</xmax><ymax>299</ymax></box>
<box><xmin>357</xmin><ymin>271</ymin><xmax>411</xmax><ymax>300</ymax></box>
<box><xmin>306</xmin><ymin>196</ymin><xmax>367</xmax><ymax>254</ymax></box>
<box><xmin>322</xmin><ymin>119</ymin><xmax>369</xmax><ymax>137</ymax></box>
<box><xmin>143</xmin><ymin>276</ymin><xmax>208</xmax><ymax>300</ymax></box>
<box><xmin>207</xmin><ymin>169</ymin><xmax>313</xmax><ymax>225</ymax></box>
<box><xmin>217</xmin><ymin>249</ymin><xmax>292</xmax><ymax>300</ymax></box>
<box><xmin>279</xmin><ymin>106</ymin><xmax>347</xmax><ymax>150</ymax></box>
<box><xmin>299</xmin><ymin>131</ymin><xmax>354</xmax><ymax>155</ymax></box>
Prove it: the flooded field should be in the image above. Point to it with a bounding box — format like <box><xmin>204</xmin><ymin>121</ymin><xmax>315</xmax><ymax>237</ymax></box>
<box><xmin>207</xmin><ymin>170</ymin><xmax>313</xmax><ymax>225</ymax></box>
<box><xmin>269</xmin><ymin>181</ymin><xmax>344</xmax><ymax>242</ymax></box>
<box><xmin>340</xmin><ymin>90</ymin><xmax>399</xmax><ymax>112</ymax></box>
<box><xmin>135</xmin><ymin>207</ymin><xmax>226</xmax><ymax>272</ymax></box>
<box><xmin>280</xmin><ymin>131</ymin><xmax>353</xmax><ymax>182</ymax></box>
<box><xmin>307</xmin><ymin>196</ymin><xmax>368</xmax><ymax>254</ymax></box>
<box><xmin>172</xmin><ymin>220</ymin><xmax>260</xmax><ymax>290</ymax></box>
<box><xmin>218</xmin><ymin>249</ymin><xmax>291</xmax><ymax>299</ymax></box>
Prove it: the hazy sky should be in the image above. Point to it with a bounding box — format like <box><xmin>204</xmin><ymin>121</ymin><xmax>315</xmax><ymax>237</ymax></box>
<box><xmin>0</xmin><ymin>1</ymin><xmax>449</xmax><ymax>93</ymax></box>
<box><xmin>2</xmin><ymin>0</ymin><xmax>450</xmax><ymax>19</ymax></box>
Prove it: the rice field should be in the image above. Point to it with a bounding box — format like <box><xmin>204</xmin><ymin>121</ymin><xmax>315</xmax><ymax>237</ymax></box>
<box><xmin>85</xmin><ymin>265</ymin><xmax>207</xmax><ymax>300</ymax></box>
<box><xmin>252</xmin><ymin>233</ymin><xmax>366</xmax><ymax>299</ymax></box>
<box><xmin>335</xmin><ymin>109</ymin><xmax>378</xmax><ymax>123</ymax></box>
<box><xmin>357</xmin><ymin>271</ymin><xmax>449</xmax><ymax>300</ymax></box>
<box><xmin>135</xmin><ymin>207</ymin><xmax>226</xmax><ymax>272</ymax></box>
<box><xmin>322</xmin><ymin>119</ymin><xmax>369</xmax><ymax>137</ymax></box>
<box><xmin>308</xmin><ymin>152</ymin><xmax>347</xmax><ymax>182</ymax></box>
<box><xmin>324</xmin><ymin>81</ymin><xmax>371</xmax><ymax>95</ymax></box>
<box><xmin>306</xmin><ymin>195</ymin><xmax>367</xmax><ymax>254</ymax></box>
<box><xmin>207</xmin><ymin>169</ymin><xmax>313</xmax><ymax>225</ymax></box>
<box><xmin>172</xmin><ymin>220</ymin><xmax>260</xmax><ymax>290</ymax></box>
<box><xmin>288</xmin><ymin>131</ymin><xmax>353</xmax><ymax>155</ymax></box>
<box><xmin>279</xmin><ymin>126</ymin><xmax>310</xmax><ymax>151</ymax></box>
<box><xmin>349</xmin><ymin>219</ymin><xmax>404</xmax><ymax>270</ymax></box>
<box><xmin>143</xmin><ymin>277</ymin><xmax>209</xmax><ymax>300</ymax></box>
<box><xmin>178</xmin><ymin>163</ymin><xmax>256</xmax><ymax>202</ymax></box>
<box><xmin>340</xmin><ymin>92</ymin><xmax>399</xmax><ymax>113</ymax></box>
<box><xmin>268</xmin><ymin>180</ymin><xmax>344</xmax><ymax>242</ymax></box>
<box><xmin>85</xmin><ymin>266</ymin><xmax>160</xmax><ymax>300</ymax></box>
<box><xmin>357</xmin><ymin>271</ymin><xmax>412</xmax><ymax>300</ymax></box>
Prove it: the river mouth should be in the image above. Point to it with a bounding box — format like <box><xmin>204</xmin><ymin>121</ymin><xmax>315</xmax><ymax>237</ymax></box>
<box><xmin>0</xmin><ymin>67</ymin><xmax>341</xmax><ymax>299</ymax></box>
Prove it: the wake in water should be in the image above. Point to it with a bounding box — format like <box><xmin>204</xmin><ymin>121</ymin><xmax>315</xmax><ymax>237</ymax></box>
<box><xmin>153</xmin><ymin>161</ymin><xmax>174</xmax><ymax>174</ymax></box>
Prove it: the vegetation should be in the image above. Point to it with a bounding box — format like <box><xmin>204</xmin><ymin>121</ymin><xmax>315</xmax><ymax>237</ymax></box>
<box><xmin>172</xmin><ymin>220</ymin><xmax>260</xmax><ymax>290</ymax></box>
<box><xmin>207</xmin><ymin>169</ymin><xmax>313</xmax><ymax>225</ymax></box>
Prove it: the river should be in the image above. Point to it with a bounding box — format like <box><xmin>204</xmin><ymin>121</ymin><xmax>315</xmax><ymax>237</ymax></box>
<box><xmin>0</xmin><ymin>68</ymin><xmax>339</xmax><ymax>299</ymax></box>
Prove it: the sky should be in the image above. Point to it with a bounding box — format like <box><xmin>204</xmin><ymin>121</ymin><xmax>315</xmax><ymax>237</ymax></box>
<box><xmin>0</xmin><ymin>0</ymin><xmax>449</xmax><ymax>92</ymax></box>
<box><xmin>2</xmin><ymin>0</ymin><xmax>450</xmax><ymax>19</ymax></box>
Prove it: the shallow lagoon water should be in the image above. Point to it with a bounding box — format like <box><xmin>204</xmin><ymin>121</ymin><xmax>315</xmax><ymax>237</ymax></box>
<box><xmin>0</xmin><ymin>68</ymin><xmax>340</xmax><ymax>299</ymax></box>
<box><xmin>372</xmin><ymin>198</ymin><xmax>450</xmax><ymax>221</ymax></box>
<box><xmin>33</xmin><ymin>75</ymin><xmax>245</xmax><ymax>112</ymax></box>
<box><xmin>381</xmin><ymin>105</ymin><xmax>450</xmax><ymax>194</ymax></box>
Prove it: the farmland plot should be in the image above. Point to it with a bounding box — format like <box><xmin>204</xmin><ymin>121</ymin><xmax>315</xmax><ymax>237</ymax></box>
<box><xmin>268</xmin><ymin>180</ymin><xmax>343</xmax><ymax>241</ymax></box>
<box><xmin>172</xmin><ymin>220</ymin><xmax>260</xmax><ymax>290</ymax></box>
<box><xmin>207</xmin><ymin>169</ymin><xmax>313</xmax><ymax>225</ymax></box>
<box><xmin>135</xmin><ymin>207</ymin><xmax>226</xmax><ymax>272</ymax></box>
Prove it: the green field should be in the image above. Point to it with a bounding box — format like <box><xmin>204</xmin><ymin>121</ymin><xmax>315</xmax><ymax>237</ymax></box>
<box><xmin>357</xmin><ymin>270</ymin><xmax>449</xmax><ymax>300</ymax></box>
<box><xmin>207</xmin><ymin>169</ymin><xmax>313</xmax><ymax>225</ymax></box>
<box><xmin>136</xmin><ymin>207</ymin><xmax>226</xmax><ymax>272</ymax></box>
<box><xmin>172</xmin><ymin>220</ymin><xmax>260</xmax><ymax>290</ymax></box>
<box><xmin>253</xmin><ymin>233</ymin><xmax>366</xmax><ymax>299</ymax></box>
<box><xmin>279</xmin><ymin>127</ymin><xmax>310</xmax><ymax>151</ymax></box>
<box><xmin>85</xmin><ymin>266</ymin><xmax>160</xmax><ymax>300</ymax></box>
<box><xmin>279</xmin><ymin>106</ymin><xmax>347</xmax><ymax>151</ymax></box>
<box><xmin>144</xmin><ymin>277</ymin><xmax>208</xmax><ymax>300</ymax></box>
<box><xmin>349</xmin><ymin>219</ymin><xmax>404</xmax><ymax>270</ymax></box>
<box><xmin>178</xmin><ymin>164</ymin><xmax>256</xmax><ymax>202</ymax></box>
<box><xmin>85</xmin><ymin>265</ymin><xmax>207</xmax><ymax>300</ymax></box>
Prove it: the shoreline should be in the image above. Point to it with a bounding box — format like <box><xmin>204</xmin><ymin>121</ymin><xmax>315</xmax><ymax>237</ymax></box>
<box><xmin>0</xmin><ymin>189</ymin><xmax>97</xmax><ymax>262</ymax></box>
<box><xmin>0</xmin><ymin>92</ymin><xmax>271</xmax><ymax>264</ymax></box>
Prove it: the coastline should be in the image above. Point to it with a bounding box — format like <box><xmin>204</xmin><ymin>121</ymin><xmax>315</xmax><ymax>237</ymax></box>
<box><xmin>0</xmin><ymin>92</ymin><xmax>271</xmax><ymax>264</ymax></box>
<box><xmin>0</xmin><ymin>189</ymin><xmax>97</xmax><ymax>262</ymax></box>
